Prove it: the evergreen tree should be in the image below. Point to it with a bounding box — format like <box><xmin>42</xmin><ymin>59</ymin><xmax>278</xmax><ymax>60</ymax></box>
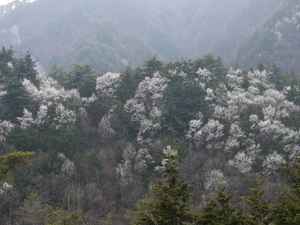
<box><xmin>270</xmin><ymin>157</ymin><xmax>300</xmax><ymax>225</ymax></box>
<box><xmin>196</xmin><ymin>186</ymin><xmax>244</xmax><ymax>225</ymax></box>
<box><xmin>17</xmin><ymin>193</ymin><xmax>48</xmax><ymax>225</ymax></box>
<box><xmin>143</xmin><ymin>56</ymin><xmax>164</xmax><ymax>76</ymax></box>
<box><xmin>14</xmin><ymin>52</ymin><xmax>39</xmax><ymax>86</ymax></box>
<box><xmin>0</xmin><ymin>46</ymin><xmax>14</xmax><ymax>80</ymax></box>
<box><xmin>126</xmin><ymin>146</ymin><xmax>193</xmax><ymax>225</ymax></box>
<box><xmin>18</xmin><ymin>193</ymin><xmax>82</xmax><ymax>225</ymax></box>
<box><xmin>0</xmin><ymin>49</ymin><xmax>34</xmax><ymax>121</ymax></box>
<box><xmin>66</xmin><ymin>64</ymin><xmax>95</xmax><ymax>97</ymax></box>
<box><xmin>269</xmin><ymin>64</ymin><xmax>284</xmax><ymax>91</ymax></box>
<box><xmin>0</xmin><ymin>151</ymin><xmax>35</xmax><ymax>184</ymax></box>
<box><xmin>242</xmin><ymin>176</ymin><xmax>271</xmax><ymax>225</ymax></box>
<box><xmin>44</xmin><ymin>205</ymin><xmax>82</xmax><ymax>225</ymax></box>
<box><xmin>1</xmin><ymin>75</ymin><xmax>30</xmax><ymax>121</ymax></box>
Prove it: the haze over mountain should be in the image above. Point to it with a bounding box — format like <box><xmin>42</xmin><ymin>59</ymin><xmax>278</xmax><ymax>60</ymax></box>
<box><xmin>0</xmin><ymin>0</ymin><xmax>282</xmax><ymax>72</ymax></box>
<box><xmin>232</xmin><ymin>0</ymin><xmax>300</xmax><ymax>72</ymax></box>
<box><xmin>0</xmin><ymin>0</ymin><xmax>15</xmax><ymax>5</ymax></box>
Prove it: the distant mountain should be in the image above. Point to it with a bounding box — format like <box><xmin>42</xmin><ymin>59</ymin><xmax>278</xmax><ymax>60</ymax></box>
<box><xmin>0</xmin><ymin>0</ymin><xmax>282</xmax><ymax>72</ymax></box>
<box><xmin>232</xmin><ymin>0</ymin><xmax>300</xmax><ymax>72</ymax></box>
<box><xmin>0</xmin><ymin>0</ymin><xmax>36</xmax><ymax>15</ymax></box>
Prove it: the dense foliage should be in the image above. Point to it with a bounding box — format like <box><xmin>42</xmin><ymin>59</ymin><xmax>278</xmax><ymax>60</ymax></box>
<box><xmin>1</xmin><ymin>48</ymin><xmax>300</xmax><ymax>223</ymax></box>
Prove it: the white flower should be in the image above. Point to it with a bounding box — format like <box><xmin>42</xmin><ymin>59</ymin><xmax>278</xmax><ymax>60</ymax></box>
<box><xmin>98</xmin><ymin>113</ymin><xmax>116</xmax><ymax>141</ymax></box>
<box><xmin>247</xmin><ymin>69</ymin><xmax>270</xmax><ymax>89</ymax></box>
<box><xmin>53</xmin><ymin>104</ymin><xmax>76</xmax><ymax>130</ymax></box>
<box><xmin>163</xmin><ymin>145</ymin><xmax>178</xmax><ymax>157</ymax></box>
<box><xmin>0</xmin><ymin>120</ymin><xmax>14</xmax><ymax>142</ymax></box>
<box><xmin>229</xmin><ymin>151</ymin><xmax>256</xmax><ymax>173</ymax></box>
<box><xmin>35</xmin><ymin>105</ymin><xmax>48</xmax><ymax>127</ymax></box>
<box><xmin>124</xmin><ymin>72</ymin><xmax>168</xmax><ymax>142</ymax></box>
<box><xmin>205</xmin><ymin>88</ymin><xmax>215</xmax><ymax>102</ymax></box>
<box><xmin>262</xmin><ymin>151</ymin><xmax>286</xmax><ymax>176</ymax></box>
<box><xmin>196</xmin><ymin>68</ymin><xmax>213</xmax><ymax>89</ymax></box>
<box><xmin>149</xmin><ymin>106</ymin><xmax>162</xmax><ymax>119</ymax></box>
<box><xmin>186</xmin><ymin>117</ymin><xmax>224</xmax><ymax>150</ymax></box>
<box><xmin>284</xmin><ymin>144</ymin><xmax>300</xmax><ymax>159</ymax></box>
<box><xmin>116</xmin><ymin>144</ymin><xmax>154</xmax><ymax>185</ymax></box>
<box><xmin>134</xmin><ymin>148</ymin><xmax>154</xmax><ymax>172</ymax></box>
<box><xmin>17</xmin><ymin>108</ymin><xmax>34</xmax><ymax>129</ymax></box>
<box><xmin>124</xmin><ymin>99</ymin><xmax>146</xmax><ymax>122</ymax></box>
<box><xmin>0</xmin><ymin>182</ymin><xmax>13</xmax><ymax>195</ymax></box>
<box><xmin>204</xmin><ymin>169</ymin><xmax>228</xmax><ymax>191</ymax></box>
<box><xmin>96</xmin><ymin>72</ymin><xmax>121</xmax><ymax>98</ymax></box>
<box><xmin>58</xmin><ymin>152</ymin><xmax>75</xmax><ymax>176</ymax></box>
<box><xmin>81</xmin><ymin>93</ymin><xmax>97</xmax><ymax>106</ymax></box>
<box><xmin>23</xmin><ymin>77</ymin><xmax>80</xmax><ymax>105</ymax></box>
<box><xmin>226</xmin><ymin>68</ymin><xmax>243</xmax><ymax>88</ymax></box>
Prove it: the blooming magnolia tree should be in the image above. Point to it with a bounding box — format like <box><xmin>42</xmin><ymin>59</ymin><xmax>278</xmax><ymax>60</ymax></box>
<box><xmin>116</xmin><ymin>144</ymin><xmax>154</xmax><ymax>186</ymax></box>
<box><xmin>22</xmin><ymin>75</ymin><xmax>81</xmax><ymax>105</ymax></box>
<box><xmin>96</xmin><ymin>72</ymin><xmax>121</xmax><ymax>98</ymax></box>
<box><xmin>195</xmin><ymin>67</ymin><xmax>213</xmax><ymax>89</ymax></box>
<box><xmin>124</xmin><ymin>72</ymin><xmax>169</xmax><ymax>144</ymax></box>
<box><xmin>0</xmin><ymin>120</ymin><xmax>14</xmax><ymax>142</ymax></box>
<box><xmin>17</xmin><ymin>104</ymin><xmax>76</xmax><ymax>131</ymax></box>
<box><xmin>186</xmin><ymin>68</ymin><xmax>300</xmax><ymax>175</ymax></box>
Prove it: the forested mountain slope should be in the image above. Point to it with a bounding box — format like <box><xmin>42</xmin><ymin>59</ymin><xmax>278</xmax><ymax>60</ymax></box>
<box><xmin>232</xmin><ymin>0</ymin><xmax>300</xmax><ymax>72</ymax></box>
<box><xmin>1</xmin><ymin>48</ymin><xmax>300</xmax><ymax>223</ymax></box>
<box><xmin>0</xmin><ymin>0</ymin><xmax>282</xmax><ymax>72</ymax></box>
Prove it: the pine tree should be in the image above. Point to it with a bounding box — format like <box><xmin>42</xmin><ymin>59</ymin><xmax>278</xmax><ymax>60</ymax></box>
<box><xmin>196</xmin><ymin>186</ymin><xmax>244</xmax><ymax>225</ymax></box>
<box><xmin>270</xmin><ymin>157</ymin><xmax>300</xmax><ymax>224</ymax></box>
<box><xmin>0</xmin><ymin>151</ymin><xmax>35</xmax><ymax>184</ymax></box>
<box><xmin>126</xmin><ymin>146</ymin><xmax>193</xmax><ymax>225</ymax></box>
<box><xmin>1</xmin><ymin>75</ymin><xmax>31</xmax><ymax>120</ymax></box>
<box><xmin>242</xmin><ymin>176</ymin><xmax>271</xmax><ymax>225</ymax></box>
<box><xmin>143</xmin><ymin>56</ymin><xmax>163</xmax><ymax>76</ymax></box>
<box><xmin>17</xmin><ymin>193</ymin><xmax>48</xmax><ymax>225</ymax></box>
<box><xmin>18</xmin><ymin>193</ymin><xmax>82</xmax><ymax>225</ymax></box>
<box><xmin>14</xmin><ymin>52</ymin><xmax>39</xmax><ymax>86</ymax></box>
<box><xmin>0</xmin><ymin>50</ymin><xmax>34</xmax><ymax>121</ymax></box>
<box><xmin>44</xmin><ymin>205</ymin><xmax>82</xmax><ymax>225</ymax></box>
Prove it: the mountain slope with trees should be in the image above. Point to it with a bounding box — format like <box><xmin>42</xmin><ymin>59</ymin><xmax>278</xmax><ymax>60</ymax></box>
<box><xmin>232</xmin><ymin>0</ymin><xmax>300</xmax><ymax>72</ymax></box>
<box><xmin>1</xmin><ymin>48</ymin><xmax>300</xmax><ymax>223</ymax></box>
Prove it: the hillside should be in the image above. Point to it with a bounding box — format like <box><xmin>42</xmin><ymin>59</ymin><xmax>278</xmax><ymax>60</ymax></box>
<box><xmin>232</xmin><ymin>0</ymin><xmax>300</xmax><ymax>72</ymax></box>
<box><xmin>0</xmin><ymin>0</ymin><xmax>282</xmax><ymax>72</ymax></box>
<box><xmin>1</xmin><ymin>48</ymin><xmax>300</xmax><ymax>223</ymax></box>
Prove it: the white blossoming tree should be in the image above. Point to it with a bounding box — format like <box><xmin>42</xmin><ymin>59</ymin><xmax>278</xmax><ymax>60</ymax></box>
<box><xmin>0</xmin><ymin>120</ymin><xmax>14</xmax><ymax>142</ymax></box>
<box><xmin>116</xmin><ymin>144</ymin><xmax>154</xmax><ymax>186</ymax></box>
<box><xmin>124</xmin><ymin>72</ymin><xmax>169</xmax><ymax>144</ymax></box>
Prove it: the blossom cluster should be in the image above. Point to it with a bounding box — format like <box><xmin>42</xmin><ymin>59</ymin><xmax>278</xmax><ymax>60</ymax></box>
<box><xmin>96</xmin><ymin>72</ymin><xmax>121</xmax><ymax>98</ymax></box>
<box><xmin>186</xmin><ymin>113</ymin><xmax>224</xmax><ymax>151</ymax></box>
<box><xmin>22</xmin><ymin>76</ymin><xmax>80</xmax><ymax>105</ymax></box>
<box><xmin>0</xmin><ymin>120</ymin><xmax>14</xmax><ymax>142</ymax></box>
<box><xmin>98</xmin><ymin>112</ymin><xmax>116</xmax><ymax>142</ymax></box>
<box><xmin>58</xmin><ymin>152</ymin><xmax>76</xmax><ymax>176</ymax></box>
<box><xmin>187</xmin><ymin>68</ymin><xmax>300</xmax><ymax>174</ymax></box>
<box><xmin>195</xmin><ymin>67</ymin><xmax>213</xmax><ymax>89</ymax></box>
<box><xmin>124</xmin><ymin>72</ymin><xmax>169</xmax><ymax>143</ymax></box>
<box><xmin>0</xmin><ymin>182</ymin><xmax>13</xmax><ymax>195</ymax></box>
<box><xmin>17</xmin><ymin>104</ymin><xmax>76</xmax><ymax>131</ymax></box>
<box><xmin>116</xmin><ymin>144</ymin><xmax>154</xmax><ymax>185</ymax></box>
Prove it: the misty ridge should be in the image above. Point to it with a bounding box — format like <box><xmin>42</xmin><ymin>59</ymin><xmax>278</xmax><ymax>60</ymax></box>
<box><xmin>0</xmin><ymin>0</ymin><xmax>284</xmax><ymax>72</ymax></box>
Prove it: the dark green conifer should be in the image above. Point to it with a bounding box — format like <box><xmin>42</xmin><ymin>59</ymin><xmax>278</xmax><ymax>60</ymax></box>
<box><xmin>242</xmin><ymin>176</ymin><xmax>271</xmax><ymax>225</ymax></box>
<box><xmin>196</xmin><ymin>186</ymin><xmax>244</xmax><ymax>225</ymax></box>
<box><xmin>126</xmin><ymin>147</ymin><xmax>193</xmax><ymax>225</ymax></box>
